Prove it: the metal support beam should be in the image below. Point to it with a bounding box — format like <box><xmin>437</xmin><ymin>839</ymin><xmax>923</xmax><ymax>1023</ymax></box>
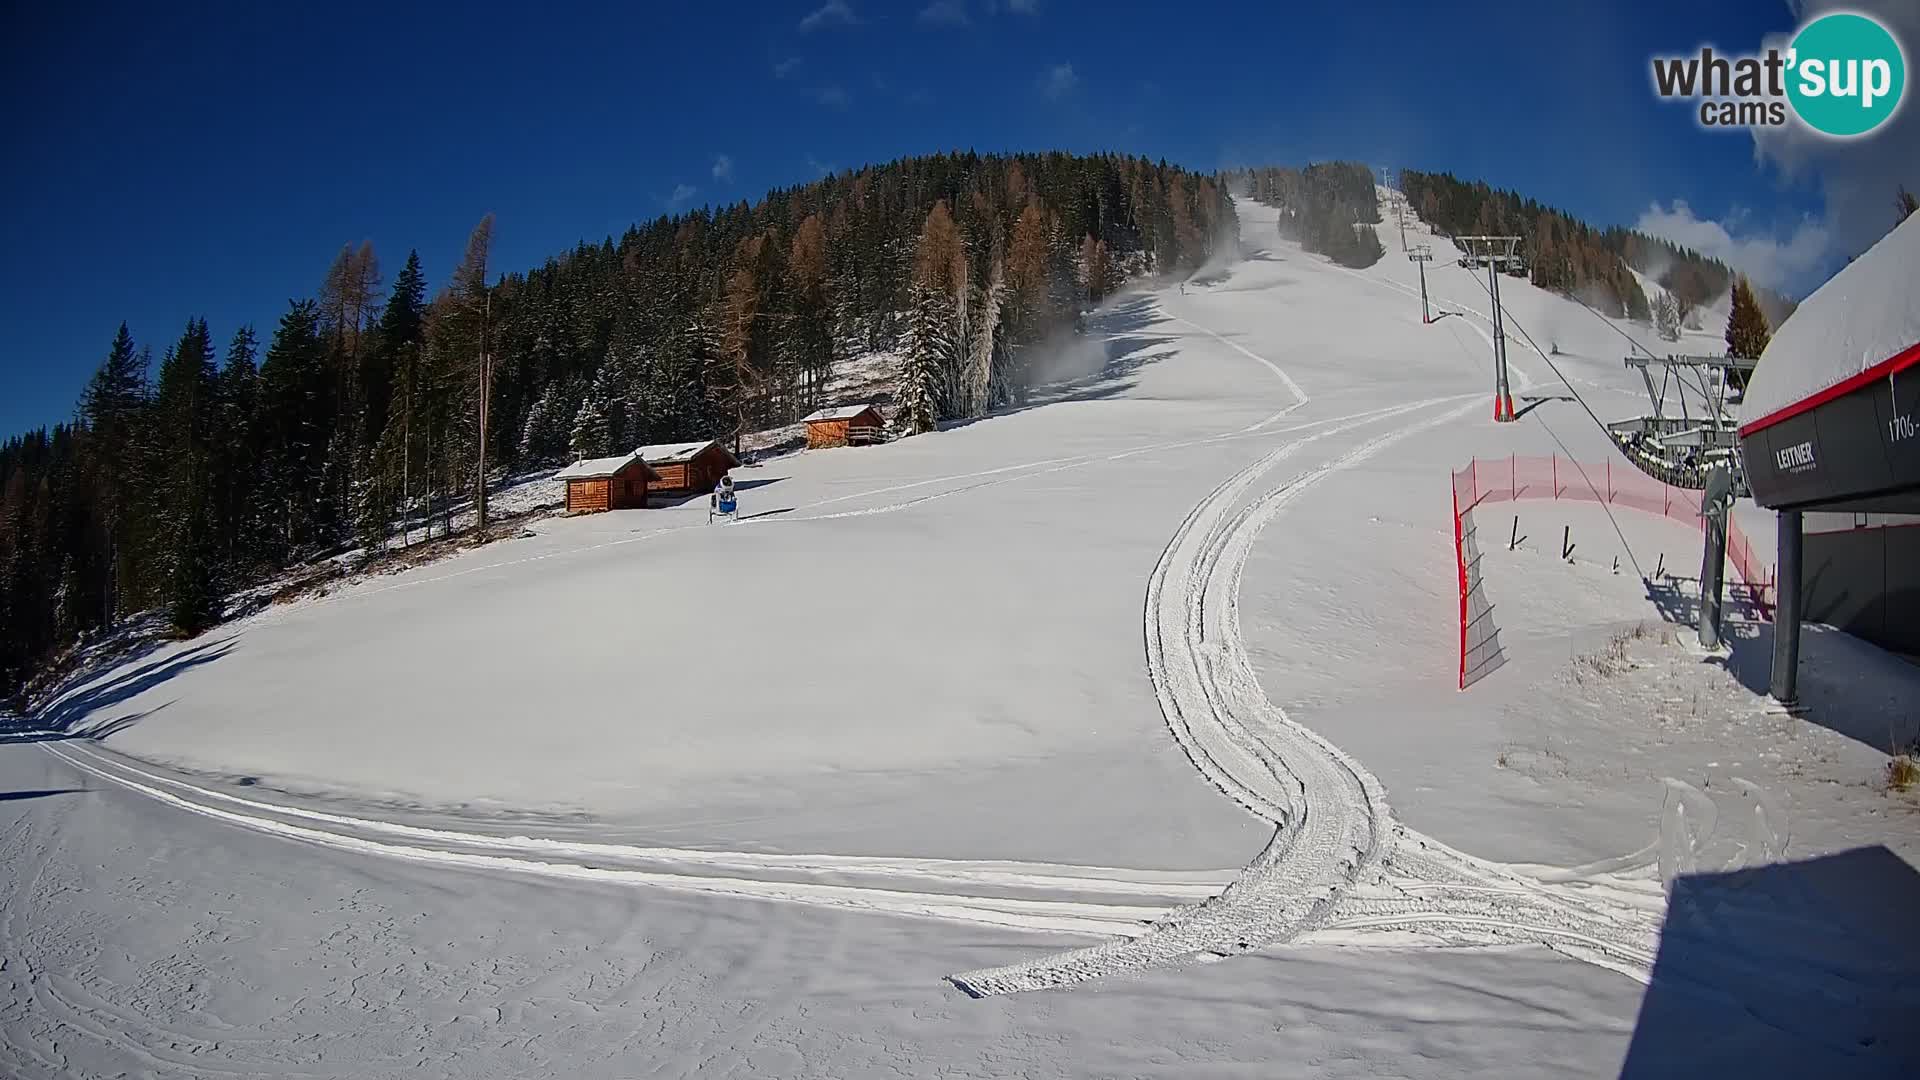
<box><xmin>1408</xmin><ymin>245</ymin><xmax>1434</xmax><ymax>323</ymax></box>
<box><xmin>1770</xmin><ymin>510</ymin><xmax>1803</xmax><ymax>705</ymax></box>
<box><xmin>1458</xmin><ymin>236</ymin><xmax>1521</xmax><ymax>421</ymax></box>
<box><xmin>1698</xmin><ymin>503</ymin><xmax>1728</xmax><ymax>649</ymax></box>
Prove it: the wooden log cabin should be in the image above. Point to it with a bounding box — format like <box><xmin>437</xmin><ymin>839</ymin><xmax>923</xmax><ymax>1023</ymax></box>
<box><xmin>802</xmin><ymin>404</ymin><xmax>886</xmax><ymax>449</ymax></box>
<box><xmin>555</xmin><ymin>452</ymin><xmax>661</xmax><ymax>514</ymax></box>
<box><xmin>637</xmin><ymin>440</ymin><xmax>740</xmax><ymax>494</ymax></box>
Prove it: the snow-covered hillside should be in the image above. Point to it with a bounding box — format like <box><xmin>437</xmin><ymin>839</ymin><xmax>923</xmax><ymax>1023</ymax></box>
<box><xmin>5</xmin><ymin>193</ymin><xmax>1916</xmax><ymax>1078</ymax></box>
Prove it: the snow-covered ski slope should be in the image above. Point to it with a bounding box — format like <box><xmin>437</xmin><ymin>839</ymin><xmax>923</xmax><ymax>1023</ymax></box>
<box><xmin>9</xmin><ymin>195</ymin><xmax>1918</xmax><ymax>1078</ymax></box>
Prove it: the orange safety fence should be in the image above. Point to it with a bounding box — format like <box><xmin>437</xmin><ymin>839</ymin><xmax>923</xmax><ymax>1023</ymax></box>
<box><xmin>1449</xmin><ymin>455</ymin><xmax>1775</xmax><ymax>690</ymax></box>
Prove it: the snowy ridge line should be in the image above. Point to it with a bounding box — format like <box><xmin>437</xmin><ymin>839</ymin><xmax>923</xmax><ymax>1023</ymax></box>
<box><xmin>42</xmin><ymin>744</ymin><xmax>1191</xmax><ymax>939</ymax></box>
<box><xmin>48</xmin><ymin>743</ymin><xmax>1231</xmax><ymax>903</ymax></box>
<box><xmin>950</xmin><ymin>397</ymin><xmax>1483</xmax><ymax>996</ymax></box>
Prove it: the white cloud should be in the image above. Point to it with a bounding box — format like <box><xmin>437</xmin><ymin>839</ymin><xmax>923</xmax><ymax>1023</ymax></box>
<box><xmin>919</xmin><ymin>1</ymin><xmax>969</xmax><ymax>24</ymax></box>
<box><xmin>805</xmin><ymin>155</ymin><xmax>834</xmax><ymax>179</ymax></box>
<box><xmin>1040</xmin><ymin>62</ymin><xmax>1076</xmax><ymax>99</ymax></box>
<box><xmin>1634</xmin><ymin>199</ymin><xmax>1832</xmax><ymax>294</ymax></box>
<box><xmin>711</xmin><ymin>155</ymin><xmax>734</xmax><ymax>182</ymax></box>
<box><xmin>773</xmin><ymin>56</ymin><xmax>801</xmax><ymax>79</ymax></box>
<box><xmin>813</xmin><ymin>85</ymin><xmax>851</xmax><ymax>108</ymax></box>
<box><xmin>1747</xmin><ymin>0</ymin><xmax>1918</xmax><ymax>275</ymax></box>
<box><xmin>799</xmin><ymin>0</ymin><xmax>858</xmax><ymax>31</ymax></box>
<box><xmin>666</xmin><ymin>184</ymin><xmax>699</xmax><ymax>209</ymax></box>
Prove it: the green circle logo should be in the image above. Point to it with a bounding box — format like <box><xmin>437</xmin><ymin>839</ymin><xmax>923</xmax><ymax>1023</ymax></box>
<box><xmin>1787</xmin><ymin>12</ymin><xmax>1906</xmax><ymax>137</ymax></box>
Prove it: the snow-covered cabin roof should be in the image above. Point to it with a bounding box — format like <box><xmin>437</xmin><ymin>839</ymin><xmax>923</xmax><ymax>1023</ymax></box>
<box><xmin>554</xmin><ymin>452</ymin><xmax>659</xmax><ymax>481</ymax></box>
<box><xmin>801</xmin><ymin>403</ymin><xmax>881</xmax><ymax>423</ymax></box>
<box><xmin>1740</xmin><ymin>214</ymin><xmax>1920</xmax><ymax>434</ymax></box>
<box><xmin>636</xmin><ymin>440</ymin><xmax>737</xmax><ymax>465</ymax></box>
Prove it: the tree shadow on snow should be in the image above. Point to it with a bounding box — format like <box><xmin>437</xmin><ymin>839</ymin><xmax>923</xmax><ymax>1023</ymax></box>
<box><xmin>1620</xmin><ymin>846</ymin><xmax>1920</xmax><ymax>1078</ymax></box>
<box><xmin>1642</xmin><ymin>577</ymin><xmax>1920</xmax><ymax>755</ymax></box>
<box><xmin>0</xmin><ymin>788</ymin><xmax>88</xmax><ymax>803</ymax></box>
<box><xmin>32</xmin><ymin>638</ymin><xmax>234</xmax><ymax>742</ymax></box>
<box><xmin>935</xmin><ymin>345</ymin><xmax>1176</xmax><ymax>434</ymax></box>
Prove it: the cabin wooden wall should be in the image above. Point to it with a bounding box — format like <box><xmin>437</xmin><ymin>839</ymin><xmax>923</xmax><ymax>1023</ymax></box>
<box><xmin>567</xmin><ymin>478</ymin><xmax>611</xmax><ymax>513</ymax></box>
<box><xmin>652</xmin><ymin>462</ymin><xmax>690</xmax><ymax>491</ymax></box>
<box><xmin>807</xmin><ymin>420</ymin><xmax>850</xmax><ymax>448</ymax></box>
<box><xmin>806</xmin><ymin>410</ymin><xmax>880</xmax><ymax>449</ymax></box>
<box><xmin>688</xmin><ymin>447</ymin><xmax>730</xmax><ymax>492</ymax></box>
<box><xmin>608</xmin><ymin>472</ymin><xmax>649</xmax><ymax>509</ymax></box>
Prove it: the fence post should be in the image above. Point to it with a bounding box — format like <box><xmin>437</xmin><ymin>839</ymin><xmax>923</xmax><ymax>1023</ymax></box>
<box><xmin>1454</xmin><ymin>485</ymin><xmax>1466</xmax><ymax>690</ymax></box>
<box><xmin>1511</xmin><ymin>454</ymin><xmax>1517</xmax><ymax>499</ymax></box>
<box><xmin>1606</xmin><ymin>459</ymin><xmax>1613</xmax><ymax>502</ymax></box>
<box><xmin>1552</xmin><ymin>455</ymin><xmax>1558</xmax><ymax>499</ymax></box>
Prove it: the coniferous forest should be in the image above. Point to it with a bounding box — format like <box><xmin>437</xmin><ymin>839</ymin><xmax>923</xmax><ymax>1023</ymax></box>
<box><xmin>1232</xmin><ymin>163</ymin><xmax>1387</xmax><ymax>269</ymax></box>
<box><xmin>1397</xmin><ymin>170</ymin><xmax>1800</xmax><ymax>328</ymax></box>
<box><xmin>1</xmin><ymin>151</ymin><xmax>1236</xmax><ymax>694</ymax></box>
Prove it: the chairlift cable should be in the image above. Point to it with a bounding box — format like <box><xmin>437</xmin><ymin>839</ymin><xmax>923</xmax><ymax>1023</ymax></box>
<box><xmin>1457</xmin><ymin>267</ymin><xmax>1649</xmax><ymax>579</ymax></box>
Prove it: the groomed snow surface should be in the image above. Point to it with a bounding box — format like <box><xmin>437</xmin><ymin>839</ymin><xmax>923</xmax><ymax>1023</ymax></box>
<box><xmin>5</xmin><ymin>199</ymin><xmax>1918</xmax><ymax>1078</ymax></box>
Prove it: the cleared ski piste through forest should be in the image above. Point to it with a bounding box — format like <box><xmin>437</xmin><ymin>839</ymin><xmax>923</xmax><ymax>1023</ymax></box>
<box><xmin>5</xmin><ymin>200</ymin><xmax>1917</xmax><ymax>1078</ymax></box>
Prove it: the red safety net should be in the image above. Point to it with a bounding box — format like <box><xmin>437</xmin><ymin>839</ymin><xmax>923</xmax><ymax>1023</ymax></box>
<box><xmin>1448</xmin><ymin>456</ymin><xmax>1775</xmax><ymax>689</ymax></box>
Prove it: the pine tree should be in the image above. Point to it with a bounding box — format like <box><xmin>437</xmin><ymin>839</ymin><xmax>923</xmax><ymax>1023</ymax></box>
<box><xmin>1007</xmin><ymin>202</ymin><xmax>1052</xmax><ymax>343</ymax></box>
<box><xmin>1897</xmin><ymin>185</ymin><xmax>1917</xmax><ymax>225</ymax></box>
<box><xmin>907</xmin><ymin>201</ymin><xmax>966</xmax><ymax>422</ymax></box>
<box><xmin>899</xmin><ymin>284</ymin><xmax>948</xmax><ymax>435</ymax></box>
<box><xmin>518</xmin><ymin>384</ymin><xmax>565</xmax><ymax>463</ymax></box>
<box><xmin>970</xmin><ymin>237</ymin><xmax>1010</xmax><ymax>411</ymax></box>
<box><xmin>215</xmin><ymin>326</ymin><xmax>263</xmax><ymax>568</ymax></box>
<box><xmin>259</xmin><ymin>300</ymin><xmax>329</xmax><ymax>561</ymax></box>
<box><xmin>444</xmin><ymin>216</ymin><xmax>496</xmax><ymax>534</ymax></box>
<box><xmin>1654</xmin><ymin>291</ymin><xmax>1682</xmax><ymax>342</ymax></box>
<box><xmin>569</xmin><ymin>395</ymin><xmax>608</xmax><ymax>459</ymax></box>
<box><xmin>151</xmin><ymin>319</ymin><xmax>222</xmax><ymax>635</ymax></box>
<box><xmin>363</xmin><ymin>250</ymin><xmax>427</xmax><ymax>459</ymax></box>
<box><xmin>786</xmin><ymin>214</ymin><xmax>834</xmax><ymax>411</ymax></box>
<box><xmin>79</xmin><ymin>324</ymin><xmax>150</xmax><ymax>622</ymax></box>
<box><xmin>166</xmin><ymin>498</ymin><xmax>220</xmax><ymax>636</ymax></box>
<box><xmin>1724</xmin><ymin>276</ymin><xmax>1771</xmax><ymax>394</ymax></box>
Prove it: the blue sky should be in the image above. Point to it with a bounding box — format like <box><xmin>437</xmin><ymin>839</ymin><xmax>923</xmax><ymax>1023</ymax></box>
<box><xmin>1</xmin><ymin>0</ymin><xmax>1905</xmax><ymax>436</ymax></box>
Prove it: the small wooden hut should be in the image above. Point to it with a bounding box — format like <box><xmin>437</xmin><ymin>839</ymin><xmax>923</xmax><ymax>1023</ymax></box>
<box><xmin>637</xmin><ymin>440</ymin><xmax>741</xmax><ymax>494</ymax></box>
<box><xmin>802</xmin><ymin>404</ymin><xmax>886</xmax><ymax>449</ymax></box>
<box><xmin>555</xmin><ymin>452</ymin><xmax>660</xmax><ymax>514</ymax></box>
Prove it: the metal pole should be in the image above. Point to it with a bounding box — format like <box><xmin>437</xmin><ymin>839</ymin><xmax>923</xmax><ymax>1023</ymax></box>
<box><xmin>1698</xmin><ymin>502</ymin><xmax>1728</xmax><ymax>649</ymax></box>
<box><xmin>476</xmin><ymin>294</ymin><xmax>491</xmax><ymax>537</ymax></box>
<box><xmin>1488</xmin><ymin>258</ymin><xmax>1513</xmax><ymax>421</ymax></box>
<box><xmin>1769</xmin><ymin>510</ymin><xmax>1803</xmax><ymax>704</ymax></box>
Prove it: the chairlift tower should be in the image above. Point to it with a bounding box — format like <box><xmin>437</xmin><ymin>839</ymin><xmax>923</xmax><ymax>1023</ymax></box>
<box><xmin>1408</xmin><ymin>244</ymin><xmax>1435</xmax><ymax>323</ymax></box>
<box><xmin>1457</xmin><ymin>235</ymin><xmax>1522</xmax><ymax>422</ymax></box>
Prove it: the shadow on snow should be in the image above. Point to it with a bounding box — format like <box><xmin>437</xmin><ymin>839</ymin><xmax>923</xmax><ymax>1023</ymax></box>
<box><xmin>1621</xmin><ymin>845</ymin><xmax>1920</xmax><ymax>1077</ymax></box>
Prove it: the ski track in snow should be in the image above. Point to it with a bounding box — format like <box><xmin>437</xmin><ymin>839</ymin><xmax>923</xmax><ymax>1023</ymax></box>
<box><xmin>36</xmin><ymin>266</ymin><xmax>1685</xmax><ymax>1001</ymax></box>
<box><xmin>948</xmin><ymin>284</ymin><xmax>1674</xmax><ymax>996</ymax></box>
<box><xmin>43</xmin><ymin>742</ymin><xmax>1230</xmax><ymax>940</ymax></box>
